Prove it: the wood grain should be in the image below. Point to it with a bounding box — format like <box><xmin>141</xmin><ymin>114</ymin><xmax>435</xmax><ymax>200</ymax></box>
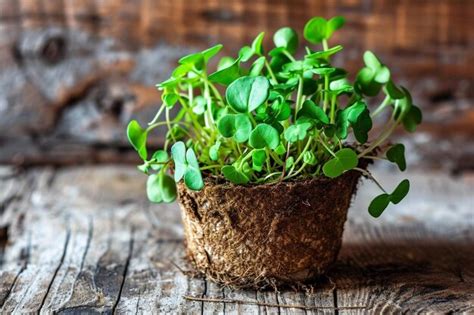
<box><xmin>0</xmin><ymin>0</ymin><xmax>473</xmax><ymax>170</ymax></box>
<box><xmin>0</xmin><ymin>165</ymin><xmax>473</xmax><ymax>313</ymax></box>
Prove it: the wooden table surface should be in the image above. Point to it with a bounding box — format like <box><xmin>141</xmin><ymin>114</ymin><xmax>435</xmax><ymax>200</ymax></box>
<box><xmin>0</xmin><ymin>165</ymin><xmax>473</xmax><ymax>314</ymax></box>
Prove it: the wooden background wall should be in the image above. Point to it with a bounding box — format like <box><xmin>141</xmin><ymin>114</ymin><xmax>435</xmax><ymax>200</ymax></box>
<box><xmin>0</xmin><ymin>0</ymin><xmax>473</xmax><ymax>172</ymax></box>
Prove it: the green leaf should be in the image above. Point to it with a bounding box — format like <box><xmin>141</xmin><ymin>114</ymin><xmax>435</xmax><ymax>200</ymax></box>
<box><xmin>217</xmin><ymin>56</ymin><xmax>236</xmax><ymax>70</ymax></box>
<box><xmin>192</xmin><ymin>95</ymin><xmax>207</xmax><ymax>115</ymax></box>
<box><xmin>252</xmin><ymin>149</ymin><xmax>266</xmax><ymax>171</ymax></box>
<box><xmin>179</xmin><ymin>52</ymin><xmax>204</xmax><ymax>71</ymax></box>
<box><xmin>239</xmin><ymin>46</ymin><xmax>254</xmax><ymax>62</ymax></box>
<box><xmin>249</xmin><ymin>56</ymin><xmax>266</xmax><ymax>76</ymax></box>
<box><xmin>162</xmin><ymin>92</ymin><xmax>179</xmax><ymax>108</ymax></box>
<box><xmin>217</xmin><ymin>114</ymin><xmax>252</xmax><ymax>143</ymax></box>
<box><xmin>249</xmin><ymin>123</ymin><xmax>280</xmax><ymax>149</ymax></box>
<box><xmin>297</xmin><ymin>100</ymin><xmax>329</xmax><ymax>124</ymax></box>
<box><xmin>368</xmin><ymin>194</ymin><xmax>390</xmax><ymax>218</ymax></box>
<box><xmin>284</xmin><ymin>122</ymin><xmax>312</xmax><ymax>143</ymax></box>
<box><xmin>208</xmin><ymin>57</ymin><xmax>241</xmax><ymax>86</ymax></box>
<box><xmin>385</xmin><ymin>80</ymin><xmax>405</xmax><ymax>99</ymax></box>
<box><xmin>312</xmin><ymin>67</ymin><xmax>336</xmax><ymax>76</ymax></box>
<box><xmin>402</xmin><ymin>105</ymin><xmax>422</xmax><ymax>132</ymax></box>
<box><xmin>171</xmin><ymin>141</ymin><xmax>186</xmax><ymax>181</ymax></box>
<box><xmin>304</xmin><ymin>17</ymin><xmax>327</xmax><ymax>44</ymax></box>
<box><xmin>184</xmin><ymin>148</ymin><xmax>203</xmax><ymax>190</ymax></box>
<box><xmin>184</xmin><ymin>167</ymin><xmax>203</xmax><ymax>191</ymax></box>
<box><xmin>202</xmin><ymin>44</ymin><xmax>223</xmax><ymax>62</ymax></box>
<box><xmin>273</xmin><ymin>27</ymin><xmax>299</xmax><ymax>54</ymax></box>
<box><xmin>226</xmin><ymin>76</ymin><xmax>270</xmax><ymax>113</ymax></box>
<box><xmin>251</xmin><ymin>32</ymin><xmax>265</xmax><ymax>56</ymax></box>
<box><xmin>336</xmin><ymin>101</ymin><xmax>372</xmax><ymax>143</ymax></box>
<box><xmin>326</xmin><ymin>16</ymin><xmax>345</xmax><ymax>38</ymax></box>
<box><xmin>303</xmin><ymin>151</ymin><xmax>317</xmax><ymax>165</ymax></box>
<box><xmin>390</xmin><ymin>179</ymin><xmax>410</xmax><ymax>204</ymax></box>
<box><xmin>172</xmin><ymin>63</ymin><xmax>193</xmax><ymax>78</ymax></box>
<box><xmin>271</xmin><ymin>100</ymin><xmax>291</xmax><ymax>121</ymax></box>
<box><xmin>146</xmin><ymin>174</ymin><xmax>163</xmax><ymax>203</ymax></box>
<box><xmin>330</xmin><ymin>78</ymin><xmax>353</xmax><ymax>94</ymax></box>
<box><xmin>362</xmin><ymin>51</ymin><xmax>390</xmax><ymax>84</ymax></box>
<box><xmin>368</xmin><ymin>179</ymin><xmax>410</xmax><ymax>217</ymax></box>
<box><xmin>386</xmin><ymin>144</ymin><xmax>406</xmax><ymax>171</ymax></box>
<box><xmin>152</xmin><ymin>150</ymin><xmax>168</xmax><ymax>164</ymax></box>
<box><xmin>209</xmin><ymin>140</ymin><xmax>221</xmax><ymax>161</ymax></box>
<box><xmin>127</xmin><ymin>120</ymin><xmax>148</xmax><ymax>160</ymax></box>
<box><xmin>305</xmin><ymin>45</ymin><xmax>343</xmax><ymax>60</ymax></box>
<box><xmin>322</xmin><ymin>148</ymin><xmax>358</xmax><ymax>178</ymax></box>
<box><xmin>374</xmin><ymin>66</ymin><xmax>390</xmax><ymax>84</ymax></box>
<box><xmin>274</xmin><ymin>143</ymin><xmax>286</xmax><ymax>155</ymax></box>
<box><xmin>222</xmin><ymin>165</ymin><xmax>249</xmax><ymax>184</ymax></box>
<box><xmin>356</xmin><ymin>67</ymin><xmax>382</xmax><ymax>96</ymax></box>
<box><xmin>160</xmin><ymin>173</ymin><xmax>177</xmax><ymax>202</ymax></box>
<box><xmin>363</xmin><ymin>51</ymin><xmax>382</xmax><ymax>70</ymax></box>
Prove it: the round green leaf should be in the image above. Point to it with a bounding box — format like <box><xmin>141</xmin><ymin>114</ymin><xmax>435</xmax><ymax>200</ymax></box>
<box><xmin>226</xmin><ymin>76</ymin><xmax>270</xmax><ymax>113</ymax></box>
<box><xmin>171</xmin><ymin>142</ymin><xmax>186</xmax><ymax>182</ymax></box>
<box><xmin>217</xmin><ymin>114</ymin><xmax>252</xmax><ymax>143</ymax></box>
<box><xmin>146</xmin><ymin>174</ymin><xmax>162</xmax><ymax>203</ymax></box>
<box><xmin>303</xmin><ymin>151</ymin><xmax>317</xmax><ymax>165</ymax></box>
<box><xmin>162</xmin><ymin>92</ymin><xmax>179</xmax><ymax>108</ymax></box>
<box><xmin>209</xmin><ymin>140</ymin><xmax>221</xmax><ymax>161</ymax></box>
<box><xmin>326</xmin><ymin>16</ymin><xmax>345</xmax><ymax>38</ymax></box>
<box><xmin>184</xmin><ymin>148</ymin><xmax>203</xmax><ymax>191</ymax></box>
<box><xmin>284</xmin><ymin>122</ymin><xmax>311</xmax><ymax>143</ymax></box>
<box><xmin>208</xmin><ymin>57</ymin><xmax>241</xmax><ymax>86</ymax></box>
<box><xmin>385</xmin><ymin>80</ymin><xmax>405</xmax><ymax>99</ymax></box>
<box><xmin>159</xmin><ymin>173</ymin><xmax>177</xmax><ymax>202</ymax></box>
<box><xmin>386</xmin><ymin>144</ymin><xmax>406</xmax><ymax>171</ymax></box>
<box><xmin>192</xmin><ymin>95</ymin><xmax>207</xmax><ymax>115</ymax></box>
<box><xmin>368</xmin><ymin>194</ymin><xmax>390</xmax><ymax>218</ymax></box>
<box><xmin>322</xmin><ymin>148</ymin><xmax>358</xmax><ymax>178</ymax></box>
<box><xmin>249</xmin><ymin>123</ymin><xmax>280</xmax><ymax>149</ymax></box>
<box><xmin>273</xmin><ymin>27</ymin><xmax>299</xmax><ymax>54</ymax></box>
<box><xmin>152</xmin><ymin>150</ymin><xmax>168</xmax><ymax>163</ymax></box>
<box><xmin>184</xmin><ymin>167</ymin><xmax>204</xmax><ymax>191</ymax></box>
<box><xmin>390</xmin><ymin>179</ymin><xmax>410</xmax><ymax>204</ymax></box>
<box><xmin>222</xmin><ymin>165</ymin><xmax>249</xmax><ymax>184</ymax></box>
<box><xmin>298</xmin><ymin>100</ymin><xmax>329</xmax><ymax>124</ymax></box>
<box><xmin>402</xmin><ymin>105</ymin><xmax>422</xmax><ymax>132</ymax></box>
<box><xmin>252</xmin><ymin>149</ymin><xmax>266</xmax><ymax>172</ymax></box>
<box><xmin>304</xmin><ymin>17</ymin><xmax>327</xmax><ymax>44</ymax></box>
<box><xmin>127</xmin><ymin>120</ymin><xmax>148</xmax><ymax>160</ymax></box>
<box><xmin>363</xmin><ymin>51</ymin><xmax>382</xmax><ymax>70</ymax></box>
<box><xmin>374</xmin><ymin>66</ymin><xmax>390</xmax><ymax>84</ymax></box>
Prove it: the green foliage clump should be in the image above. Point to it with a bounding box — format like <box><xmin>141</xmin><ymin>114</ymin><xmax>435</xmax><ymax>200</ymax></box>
<box><xmin>127</xmin><ymin>16</ymin><xmax>422</xmax><ymax>217</ymax></box>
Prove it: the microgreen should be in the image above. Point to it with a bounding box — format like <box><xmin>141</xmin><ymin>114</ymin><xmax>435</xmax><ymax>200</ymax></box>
<box><xmin>369</xmin><ymin>179</ymin><xmax>410</xmax><ymax>217</ymax></box>
<box><xmin>127</xmin><ymin>16</ymin><xmax>422</xmax><ymax>218</ymax></box>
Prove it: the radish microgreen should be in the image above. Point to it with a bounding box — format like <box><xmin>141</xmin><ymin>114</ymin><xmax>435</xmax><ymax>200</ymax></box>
<box><xmin>127</xmin><ymin>15</ymin><xmax>422</xmax><ymax>217</ymax></box>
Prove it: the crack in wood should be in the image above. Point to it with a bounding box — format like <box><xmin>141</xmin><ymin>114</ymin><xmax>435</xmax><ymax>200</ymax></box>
<box><xmin>111</xmin><ymin>227</ymin><xmax>134</xmax><ymax>314</ymax></box>
<box><xmin>38</xmin><ymin>222</ymin><xmax>71</xmax><ymax>313</ymax></box>
<box><xmin>0</xmin><ymin>232</ymin><xmax>31</xmax><ymax>309</ymax></box>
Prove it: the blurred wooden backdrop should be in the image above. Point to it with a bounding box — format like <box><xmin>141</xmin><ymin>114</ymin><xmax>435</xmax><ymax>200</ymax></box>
<box><xmin>0</xmin><ymin>0</ymin><xmax>473</xmax><ymax>172</ymax></box>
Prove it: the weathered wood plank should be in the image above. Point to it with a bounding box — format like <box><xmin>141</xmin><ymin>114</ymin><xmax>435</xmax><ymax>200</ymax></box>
<box><xmin>0</xmin><ymin>165</ymin><xmax>473</xmax><ymax>313</ymax></box>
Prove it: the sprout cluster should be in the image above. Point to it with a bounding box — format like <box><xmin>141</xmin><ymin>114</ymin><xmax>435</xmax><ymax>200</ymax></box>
<box><xmin>127</xmin><ymin>16</ymin><xmax>422</xmax><ymax>217</ymax></box>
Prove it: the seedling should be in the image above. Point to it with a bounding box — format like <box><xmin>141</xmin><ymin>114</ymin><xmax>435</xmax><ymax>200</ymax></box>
<box><xmin>127</xmin><ymin>16</ymin><xmax>422</xmax><ymax>217</ymax></box>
